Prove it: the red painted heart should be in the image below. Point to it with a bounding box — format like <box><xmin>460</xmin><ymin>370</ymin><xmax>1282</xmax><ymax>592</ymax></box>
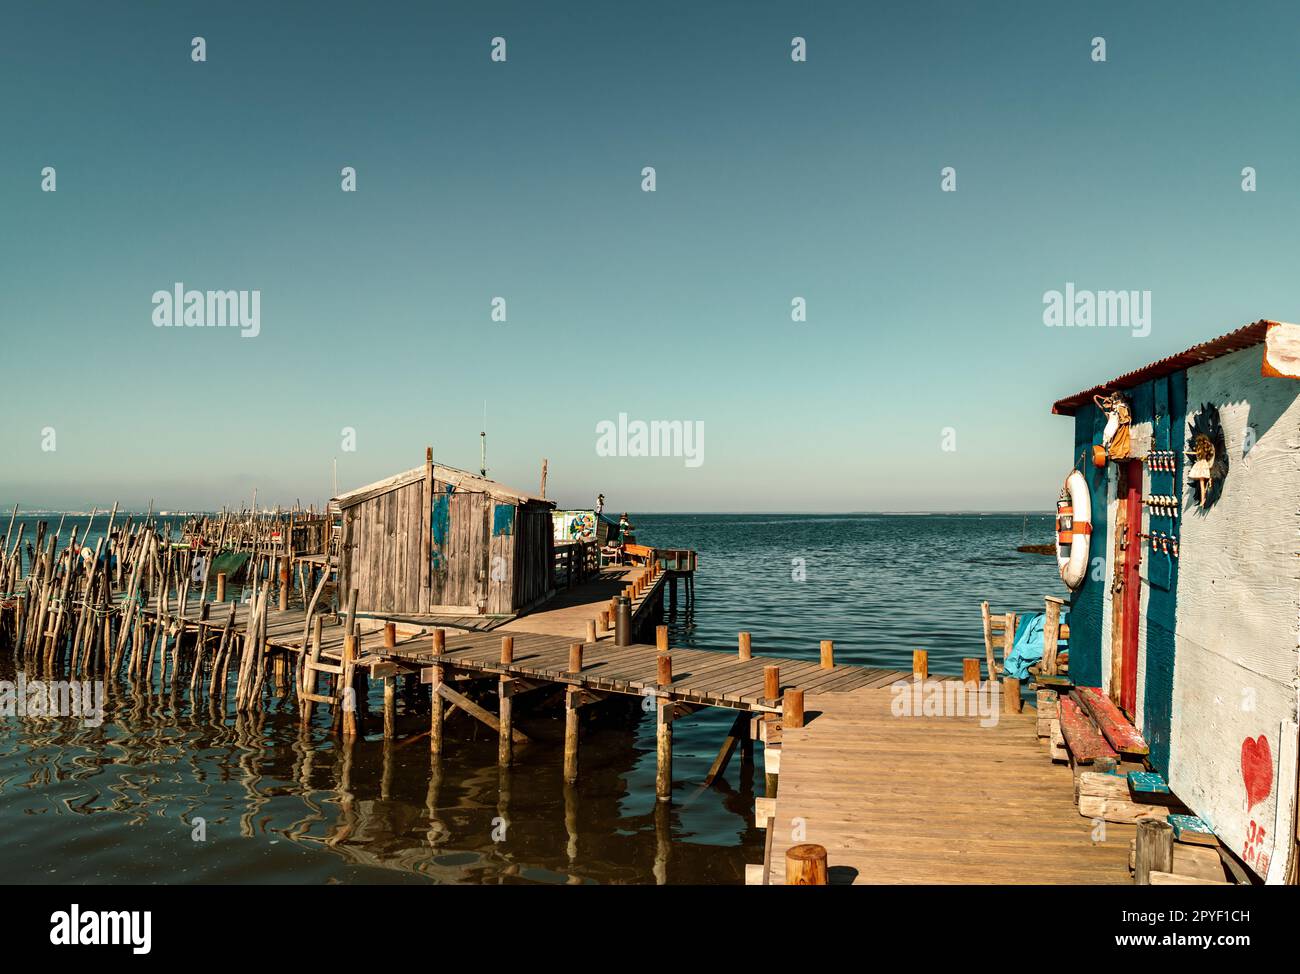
<box><xmin>1241</xmin><ymin>735</ymin><xmax>1273</xmax><ymax>810</ymax></box>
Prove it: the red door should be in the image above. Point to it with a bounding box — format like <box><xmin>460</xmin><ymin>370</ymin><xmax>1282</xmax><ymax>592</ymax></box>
<box><xmin>1119</xmin><ymin>459</ymin><xmax>1142</xmax><ymax>716</ymax></box>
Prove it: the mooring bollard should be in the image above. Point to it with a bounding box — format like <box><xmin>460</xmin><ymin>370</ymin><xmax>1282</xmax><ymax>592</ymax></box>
<box><xmin>1002</xmin><ymin>676</ymin><xmax>1022</xmax><ymax>714</ymax></box>
<box><xmin>598</xmin><ymin>609</ymin><xmax>610</xmax><ymax>632</ymax></box>
<box><xmin>785</xmin><ymin>843</ymin><xmax>829</xmax><ymax>885</ymax></box>
<box><xmin>586</xmin><ymin>619</ymin><xmax>597</xmax><ymax>643</ymax></box>
<box><xmin>384</xmin><ymin>622</ymin><xmax>396</xmax><ymax>648</ymax></box>
<box><xmin>764</xmin><ymin>665</ymin><xmax>780</xmax><ymax>703</ymax></box>
<box><xmin>820</xmin><ymin>639</ymin><xmax>834</xmax><ymax>669</ymax></box>
<box><xmin>738</xmin><ymin>631</ymin><xmax>751</xmax><ymax>660</ymax></box>
<box><xmin>216</xmin><ymin>572</ymin><xmax>226</xmax><ymax>603</ymax></box>
<box><xmin>569</xmin><ymin>641</ymin><xmax>583</xmax><ymax>672</ymax></box>
<box><xmin>657</xmin><ymin>652</ymin><xmax>672</xmax><ymax>686</ymax></box>
<box><xmin>656</xmin><ymin>624</ymin><xmax>668</xmax><ymax>652</ymax></box>
<box><xmin>500</xmin><ymin>635</ymin><xmax>514</xmax><ymax>665</ymax></box>
<box><xmin>913</xmin><ymin>649</ymin><xmax>928</xmax><ymax>680</ymax></box>
<box><xmin>783</xmin><ymin>688</ymin><xmax>805</xmax><ymax>728</ymax></box>
<box><xmin>616</xmin><ymin>596</ymin><xmax>631</xmax><ymax>646</ymax></box>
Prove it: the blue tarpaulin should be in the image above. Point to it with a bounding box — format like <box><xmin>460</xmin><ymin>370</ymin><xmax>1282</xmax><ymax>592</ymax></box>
<box><xmin>1004</xmin><ymin>612</ymin><xmax>1049</xmax><ymax>680</ymax></box>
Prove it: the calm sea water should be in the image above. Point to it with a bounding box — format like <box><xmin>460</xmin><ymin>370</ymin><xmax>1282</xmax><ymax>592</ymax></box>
<box><xmin>0</xmin><ymin>512</ymin><xmax>1057</xmax><ymax>884</ymax></box>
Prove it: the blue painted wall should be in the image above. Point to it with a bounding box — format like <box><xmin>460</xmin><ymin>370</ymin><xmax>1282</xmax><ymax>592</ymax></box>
<box><xmin>1139</xmin><ymin>372</ymin><xmax>1185</xmax><ymax>777</ymax></box>
<box><xmin>1066</xmin><ymin>401</ymin><xmax>1108</xmax><ymax>689</ymax></box>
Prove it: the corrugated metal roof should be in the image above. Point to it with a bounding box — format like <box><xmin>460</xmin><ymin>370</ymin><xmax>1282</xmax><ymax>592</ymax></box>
<box><xmin>1051</xmin><ymin>319</ymin><xmax>1276</xmax><ymax>416</ymax></box>
<box><xmin>335</xmin><ymin>462</ymin><xmax>551</xmax><ymax>508</ymax></box>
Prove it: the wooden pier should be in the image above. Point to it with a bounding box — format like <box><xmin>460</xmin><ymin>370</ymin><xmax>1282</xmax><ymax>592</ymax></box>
<box><xmin>757</xmin><ymin>687</ymin><xmax>1134</xmax><ymax>884</ymax></box>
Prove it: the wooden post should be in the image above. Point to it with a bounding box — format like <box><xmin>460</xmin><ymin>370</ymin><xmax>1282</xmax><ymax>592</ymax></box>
<box><xmin>1002</xmin><ymin>676</ymin><xmax>1022</xmax><ymax>714</ymax></box>
<box><xmin>913</xmin><ymin>649</ymin><xmax>928</xmax><ymax>680</ymax></box>
<box><xmin>657</xmin><ymin>653</ymin><xmax>672</xmax><ymax>686</ymax></box>
<box><xmin>598</xmin><ymin>609</ymin><xmax>609</xmax><ymax>633</ymax></box>
<box><xmin>656</xmin><ymin>700</ymin><xmax>673</xmax><ymax>802</ymax></box>
<box><xmin>586</xmin><ymin>619</ymin><xmax>597</xmax><ymax>643</ymax></box>
<box><xmin>1135</xmin><ymin>817</ymin><xmax>1174</xmax><ymax>885</ymax></box>
<box><xmin>785</xmin><ymin>844</ymin><xmax>829</xmax><ymax>885</ymax></box>
<box><xmin>216</xmin><ymin>572</ymin><xmax>226</xmax><ymax>603</ymax></box>
<box><xmin>498</xmin><ymin>678</ymin><xmax>513</xmax><ymax>766</ymax></box>
<box><xmin>783</xmin><ymin>688</ymin><xmax>805</xmax><ymax>728</ymax></box>
<box><xmin>384</xmin><ymin>622</ymin><xmax>396</xmax><ymax>648</ymax></box>
<box><xmin>383</xmin><ymin>675</ymin><xmax>396</xmax><ymax>739</ymax></box>
<box><xmin>341</xmin><ymin>634</ymin><xmax>358</xmax><ymax>739</ymax></box>
<box><xmin>500</xmin><ymin>635</ymin><xmax>514</xmax><ymax>665</ymax></box>
<box><xmin>563</xmin><ymin>687</ymin><xmax>580</xmax><ymax>783</ymax></box>
<box><xmin>569</xmin><ymin>641</ymin><xmax>583</xmax><ymax>672</ymax></box>
<box><xmin>819</xmin><ymin>640</ymin><xmax>834</xmax><ymax>669</ymax></box>
<box><xmin>738</xmin><ymin>631</ymin><xmax>751</xmax><ymax>660</ymax></box>
<box><xmin>962</xmin><ymin>658</ymin><xmax>981</xmax><ymax>687</ymax></box>
<box><xmin>430</xmin><ymin>629</ymin><xmax>445</xmax><ymax>755</ymax></box>
<box><xmin>764</xmin><ymin>665</ymin><xmax>780</xmax><ymax>703</ymax></box>
<box><xmin>278</xmin><ymin>555</ymin><xmax>289</xmax><ymax>611</ymax></box>
<box><xmin>655</xmin><ymin>624</ymin><xmax>668</xmax><ymax>652</ymax></box>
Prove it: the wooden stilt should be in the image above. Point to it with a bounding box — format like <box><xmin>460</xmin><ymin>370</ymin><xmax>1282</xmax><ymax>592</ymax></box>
<box><xmin>563</xmin><ymin>687</ymin><xmax>580</xmax><ymax>783</ymax></box>
<box><xmin>383</xmin><ymin>675</ymin><xmax>396</xmax><ymax>739</ymax></box>
<box><xmin>656</xmin><ymin>699</ymin><xmax>673</xmax><ymax>802</ymax></box>
<box><xmin>430</xmin><ymin>629</ymin><xmax>445</xmax><ymax>754</ymax></box>
<box><xmin>498</xmin><ymin>677</ymin><xmax>513</xmax><ymax>766</ymax></box>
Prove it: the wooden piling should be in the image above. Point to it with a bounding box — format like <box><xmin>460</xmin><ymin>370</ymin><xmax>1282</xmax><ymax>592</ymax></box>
<box><xmin>615</xmin><ymin>597</ymin><xmax>631</xmax><ymax>646</ymax></box>
<box><xmin>819</xmin><ymin>639</ymin><xmax>834</xmax><ymax>669</ymax></box>
<box><xmin>586</xmin><ymin>619</ymin><xmax>597</xmax><ymax>643</ymax></box>
<box><xmin>500</xmin><ymin>635</ymin><xmax>514</xmax><ymax>664</ymax></box>
<box><xmin>563</xmin><ymin>687</ymin><xmax>580</xmax><ymax>784</ymax></box>
<box><xmin>384</xmin><ymin>622</ymin><xmax>396</xmax><ymax>648</ymax></box>
<box><xmin>568</xmin><ymin>641</ymin><xmax>583</xmax><ymax>673</ymax></box>
<box><xmin>341</xmin><ymin>634</ymin><xmax>358</xmax><ymax>739</ymax></box>
<box><xmin>655</xmin><ymin>625</ymin><xmax>668</xmax><ymax>652</ymax></box>
<box><xmin>430</xmin><ymin>629</ymin><xmax>445</xmax><ymax>755</ymax></box>
<box><xmin>598</xmin><ymin>609</ymin><xmax>609</xmax><ymax>632</ymax></box>
<box><xmin>384</xmin><ymin>675</ymin><xmax>396</xmax><ymax>739</ymax></box>
<box><xmin>656</xmin><ymin>700</ymin><xmax>673</xmax><ymax>802</ymax></box>
<box><xmin>962</xmin><ymin>658</ymin><xmax>981</xmax><ymax>687</ymax></box>
<box><xmin>657</xmin><ymin>652</ymin><xmax>672</xmax><ymax>686</ymax></box>
<box><xmin>498</xmin><ymin>678</ymin><xmax>513</xmax><ymax>766</ymax></box>
<box><xmin>738</xmin><ymin>631</ymin><xmax>751</xmax><ymax>660</ymax></box>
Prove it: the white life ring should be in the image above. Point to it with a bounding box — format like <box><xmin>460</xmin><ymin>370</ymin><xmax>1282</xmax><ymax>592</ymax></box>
<box><xmin>1056</xmin><ymin>470</ymin><xmax>1092</xmax><ymax>590</ymax></box>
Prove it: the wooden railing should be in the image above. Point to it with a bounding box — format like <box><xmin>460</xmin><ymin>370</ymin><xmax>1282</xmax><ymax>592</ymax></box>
<box><xmin>554</xmin><ymin>540</ymin><xmax>599</xmax><ymax>588</ymax></box>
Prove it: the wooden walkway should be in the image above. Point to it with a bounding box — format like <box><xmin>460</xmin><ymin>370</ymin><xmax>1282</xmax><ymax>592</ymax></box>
<box><xmin>764</xmin><ymin>689</ymin><xmax>1134</xmax><ymax>883</ymax></box>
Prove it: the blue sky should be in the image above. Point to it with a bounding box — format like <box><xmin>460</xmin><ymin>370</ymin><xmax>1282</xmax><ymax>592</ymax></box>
<box><xmin>2</xmin><ymin>1</ymin><xmax>1298</xmax><ymax>512</ymax></box>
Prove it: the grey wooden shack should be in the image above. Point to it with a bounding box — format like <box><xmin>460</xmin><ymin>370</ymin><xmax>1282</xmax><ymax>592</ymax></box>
<box><xmin>334</xmin><ymin>454</ymin><xmax>555</xmax><ymax>618</ymax></box>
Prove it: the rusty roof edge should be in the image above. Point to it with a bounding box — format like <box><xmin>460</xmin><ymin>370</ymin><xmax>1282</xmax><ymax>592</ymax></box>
<box><xmin>1050</xmin><ymin>319</ymin><xmax>1278</xmax><ymax>417</ymax></box>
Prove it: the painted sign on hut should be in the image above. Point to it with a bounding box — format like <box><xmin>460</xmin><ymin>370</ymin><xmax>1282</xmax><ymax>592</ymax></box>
<box><xmin>334</xmin><ymin>452</ymin><xmax>555</xmax><ymax>618</ymax></box>
<box><xmin>1052</xmin><ymin>319</ymin><xmax>1300</xmax><ymax>883</ymax></box>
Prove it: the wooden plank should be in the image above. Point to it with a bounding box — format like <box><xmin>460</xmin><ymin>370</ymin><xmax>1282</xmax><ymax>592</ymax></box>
<box><xmin>1058</xmin><ymin>695</ymin><xmax>1118</xmax><ymax>765</ymax></box>
<box><xmin>1076</xmin><ymin>686</ymin><xmax>1149</xmax><ymax>755</ymax></box>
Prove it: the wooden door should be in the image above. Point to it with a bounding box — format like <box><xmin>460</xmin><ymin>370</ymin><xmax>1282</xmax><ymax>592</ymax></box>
<box><xmin>1119</xmin><ymin>459</ymin><xmax>1143</xmax><ymax>716</ymax></box>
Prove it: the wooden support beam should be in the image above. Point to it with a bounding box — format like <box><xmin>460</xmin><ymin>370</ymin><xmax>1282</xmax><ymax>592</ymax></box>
<box><xmin>435</xmin><ymin>682</ymin><xmax>528</xmax><ymax>743</ymax></box>
<box><xmin>702</xmin><ymin>712</ymin><xmax>748</xmax><ymax>789</ymax></box>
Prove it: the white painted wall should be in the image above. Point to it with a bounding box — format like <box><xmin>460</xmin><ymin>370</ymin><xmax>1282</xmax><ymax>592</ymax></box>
<box><xmin>1170</xmin><ymin>345</ymin><xmax>1300</xmax><ymax>881</ymax></box>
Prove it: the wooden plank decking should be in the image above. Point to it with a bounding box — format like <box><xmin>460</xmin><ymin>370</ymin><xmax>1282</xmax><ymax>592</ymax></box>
<box><xmin>767</xmin><ymin>689</ymin><xmax>1135</xmax><ymax>884</ymax></box>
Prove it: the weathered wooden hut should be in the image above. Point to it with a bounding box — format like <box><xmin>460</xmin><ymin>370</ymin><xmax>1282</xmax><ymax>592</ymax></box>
<box><xmin>1052</xmin><ymin>319</ymin><xmax>1300</xmax><ymax>883</ymax></box>
<box><xmin>335</xmin><ymin>452</ymin><xmax>555</xmax><ymax>618</ymax></box>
